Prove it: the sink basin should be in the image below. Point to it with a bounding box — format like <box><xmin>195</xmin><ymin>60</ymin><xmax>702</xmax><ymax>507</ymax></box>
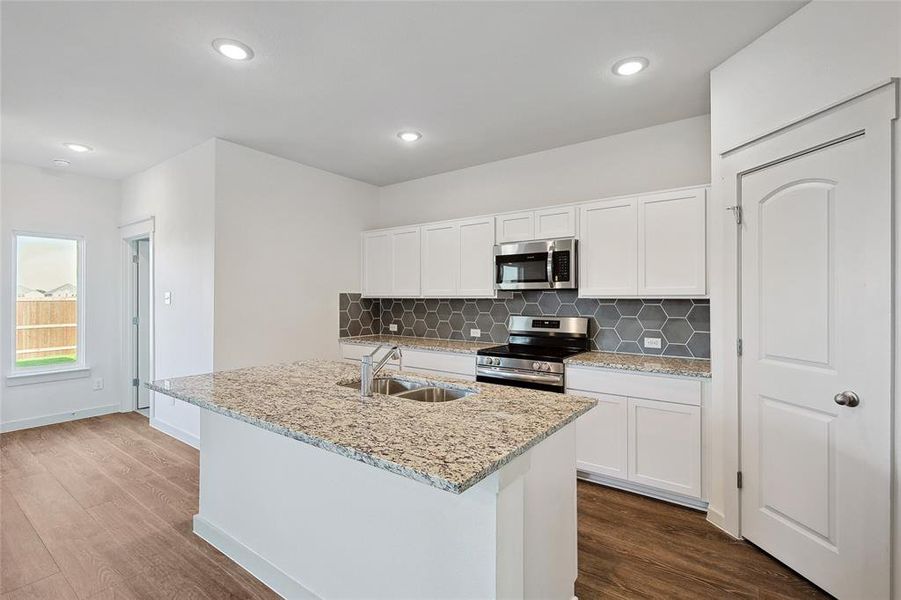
<box><xmin>394</xmin><ymin>386</ymin><xmax>471</xmax><ymax>402</ymax></box>
<box><xmin>338</xmin><ymin>377</ymin><xmax>472</xmax><ymax>402</ymax></box>
<box><xmin>338</xmin><ymin>377</ymin><xmax>423</xmax><ymax>395</ymax></box>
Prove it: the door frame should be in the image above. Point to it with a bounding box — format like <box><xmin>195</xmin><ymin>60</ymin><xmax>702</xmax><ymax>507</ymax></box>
<box><xmin>119</xmin><ymin>217</ymin><xmax>155</xmax><ymax>416</ymax></box>
<box><xmin>712</xmin><ymin>80</ymin><xmax>898</xmax><ymax>543</ymax></box>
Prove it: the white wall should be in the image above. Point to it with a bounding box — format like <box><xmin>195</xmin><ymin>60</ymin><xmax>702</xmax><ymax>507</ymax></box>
<box><xmin>212</xmin><ymin>140</ymin><xmax>379</xmax><ymax>370</ymax></box>
<box><xmin>0</xmin><ymin>163</ymin><xmax>122</xmax><ymax>430</ymax></box>
<box><xmin>377</xmin><ymin>115</ymin><xmax>710</xmax><ymax>227</ymax></box>
<box><xmin>707</xmin><ymin>0</ymin><xmax>901</xmax><ymax>547</ymax></box>
<box><xmin>120</xmin><ymin>140</ymin><xmax>216</xmax><ymax>446</ymax></box>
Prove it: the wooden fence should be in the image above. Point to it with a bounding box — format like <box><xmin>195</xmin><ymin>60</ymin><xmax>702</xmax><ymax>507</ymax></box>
<box><xmin>16</xmin><ymin>299</ymin><xmax>77</xmax><ymax>359</ymax></box>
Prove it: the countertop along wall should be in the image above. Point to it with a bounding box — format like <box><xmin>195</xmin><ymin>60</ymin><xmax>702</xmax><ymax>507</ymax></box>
<box><xmin>376</xmin><ymin>115</ymin><xmax>711</xmax><ymax>227</ymax></box>
<box><xmin>1</xmin><ymin>163</ymin><xmax>123</xmax><ymax>431</ymax></box>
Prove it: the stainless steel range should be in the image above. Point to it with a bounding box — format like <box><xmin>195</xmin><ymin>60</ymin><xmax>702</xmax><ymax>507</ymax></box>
<box><xmin>476</xmin><ymin>316</ymin><xmax>590</xmax><ymax>393</ymax></box>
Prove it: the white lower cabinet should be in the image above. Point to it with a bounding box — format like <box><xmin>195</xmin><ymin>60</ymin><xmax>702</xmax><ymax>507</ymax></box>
<box><xmin>568</xmin><ymin>366</ymin><xmax>704</xmax><ymax>505</ymax></box>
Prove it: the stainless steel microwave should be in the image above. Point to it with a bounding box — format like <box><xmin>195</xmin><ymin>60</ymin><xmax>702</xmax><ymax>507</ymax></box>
<box><xmin>494</xmin><ymin>238</ymin><xmax>577</xmax><ymax>291</ymax></box>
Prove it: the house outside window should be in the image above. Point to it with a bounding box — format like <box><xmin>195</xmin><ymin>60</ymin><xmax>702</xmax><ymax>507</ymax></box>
<box><xmin>13</xmin><ymin>233</ymin><xmax>84</xmax><ymax>373</ymax></box>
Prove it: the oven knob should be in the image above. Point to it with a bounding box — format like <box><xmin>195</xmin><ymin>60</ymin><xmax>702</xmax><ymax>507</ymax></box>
<box><xmin>490</xmin><ymin>357</ymin><xmax>498</xmax><ymax>366</ymax></box>
<box><xmin>532</xmin><ymin>362</ymin><xmax>541</xmax><ymax>370</ymax></box>
<box><xmin>541</xmin><ymin>362</ymin><xmax>550</xmax><ymax>371</ymax></box>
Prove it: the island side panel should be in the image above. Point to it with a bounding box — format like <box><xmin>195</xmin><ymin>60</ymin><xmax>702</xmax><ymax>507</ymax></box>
<box><xmin>194</xmin><ymin>408</ymin><xmax>579</xmax><ymax>599</ymax></box>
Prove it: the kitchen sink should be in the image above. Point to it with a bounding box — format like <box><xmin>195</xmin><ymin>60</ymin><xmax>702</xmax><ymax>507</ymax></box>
<box><xmin>338</xmin><ymin>377</ymin><xmax>473</xmax><ymax>402</ymax></box>
<box><xmin>393</xmin><ymin>386</ymin><xmax>470</xmax><ymax>402</ymax></box>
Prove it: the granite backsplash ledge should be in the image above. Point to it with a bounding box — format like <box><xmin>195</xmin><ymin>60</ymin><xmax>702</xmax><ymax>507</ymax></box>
<box><xmin>339</xmin><ymin>291</ymin><xmax>710</xmax><ymax>359</ymax></box>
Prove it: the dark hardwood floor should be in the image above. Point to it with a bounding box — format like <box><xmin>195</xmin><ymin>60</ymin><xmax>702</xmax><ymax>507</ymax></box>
<box><xmin>1</xmin><ymin>413</ymin><xmax>829</xmax><ymax>599</ymax></box>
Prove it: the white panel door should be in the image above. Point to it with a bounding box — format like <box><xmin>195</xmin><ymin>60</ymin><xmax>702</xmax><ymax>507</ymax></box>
<box><xmin>579</xmin><ymin>199</ymin><xmax>638</xmax><ymax>297</ymax></box>
<box><xmin>421</xmin><ymin>223</ymin><xmax>458</xmax><ymax>297</ymax></box>
<box><xmin>534</xmin><ymin>206</ymin><xmax>577</xmax><ymax>239</ymax></box>
<box><xmin>495</xmin><ymin>211</ymin><xmax>535</xmax><ymax>243</ymax></box>
<box><xmin>572</xmin><ymin>391</ymin><xmax>627</xmax><ymax>479</ymax></box>
<box><xmin>739</xmin><ymin>112</ymin><xmax>891</xmax><ymax>596</ymax></box>
<box><xmin>627</xmin><ymin>398</ymin><xmax>701</xmax><ymax>498</ymax></box>
<box><xmin>638</xmin><ymin>189</ymin><xmax>706</xmax><ymax>296</ymax></box>
<box><xmin>457</xmin><ymin>218</ymin><xmax>495</xmax><ymax>297</ymax></box>
<box><xmin>390</xmin><ymin>227</ymin><xmax>421</xmax><ymax>297</ymax></box>
<box><xmin>361</xmin><ymin>231</ymin><xmax>391</xmax><ymax>297</ymax></box>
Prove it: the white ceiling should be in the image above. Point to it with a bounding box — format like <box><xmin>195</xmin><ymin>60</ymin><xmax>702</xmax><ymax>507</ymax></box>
<box><xmin>1</xmin><ymin>1</ymin><xmax>804</xmax><ymax>186</ymax></box>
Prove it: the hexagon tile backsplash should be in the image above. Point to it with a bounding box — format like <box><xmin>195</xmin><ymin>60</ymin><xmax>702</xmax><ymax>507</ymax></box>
<box><xmin>338</xmin><ymin>291</ymin><xmax>710</xmax><ymax>359</ymax></box>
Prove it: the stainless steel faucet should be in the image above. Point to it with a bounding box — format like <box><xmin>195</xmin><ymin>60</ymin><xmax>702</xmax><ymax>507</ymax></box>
<box><xmin>360</xmin><ymin>344</ymin><xmax>402</xmax><ymax>397</ymax></box>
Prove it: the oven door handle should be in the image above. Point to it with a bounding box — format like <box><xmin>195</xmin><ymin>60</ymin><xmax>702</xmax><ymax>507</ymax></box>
<box><xmin>477</xmin><ymin>366</ymin><xmax>563</xmax><ymax>385</ymax></box>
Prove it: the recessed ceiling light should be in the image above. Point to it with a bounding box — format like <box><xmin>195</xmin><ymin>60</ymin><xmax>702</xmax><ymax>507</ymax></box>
<box><xmin>63</xmin><ymin>142</ymin><xmax>93</xmax><ymax>153</ymax></box>
<box><xmin>397</xmin><ymin>131</ymin><xmax>422</xmax><ymax>143</ymax></box>
<box><xmin>52</xmin><ymin>159</ymin><xmax>71</xmax><ymax>167</ymax></box>
<box><xmin>612</xmin><ymin>57</ymin><xmax>649</xmax><ymax>76</ymax></box>
<box><xmin>212</xmin><ymin>38</ymin><xmax>254</xmax><ymax>61</ymax></box>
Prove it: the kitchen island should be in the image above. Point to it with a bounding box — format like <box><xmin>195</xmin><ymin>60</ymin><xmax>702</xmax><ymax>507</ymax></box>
<box><xmin>149</xmin><ymin>360</ymin><xmax>596</xmax><ymax>600</ymax></box>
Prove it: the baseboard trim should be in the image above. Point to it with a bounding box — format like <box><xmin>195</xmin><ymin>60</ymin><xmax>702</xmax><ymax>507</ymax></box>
<box><xmin>578</xmin><ymin>471</ymin><xmax>709</xmax><ymax>511</ymax></box>
<box><xmin>193</xmin><ymin>515</ymin><xmax>320</xmax><ymax>600</ymax></box>
<box><xmin>150</xmin><ymin>418</ymin><xmax>200</xmax><ymax>449</ymax></box>
<box><xmin>0</xmin><ymin>404</ymin><xmax>121</xmax><ymax>432</ymax></box>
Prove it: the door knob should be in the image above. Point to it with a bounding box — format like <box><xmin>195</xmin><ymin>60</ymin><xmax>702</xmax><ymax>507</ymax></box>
<box><xmin>833</xmin><ymin>391</ymin><xmax>860</xmax><ymax>407</ymax></box>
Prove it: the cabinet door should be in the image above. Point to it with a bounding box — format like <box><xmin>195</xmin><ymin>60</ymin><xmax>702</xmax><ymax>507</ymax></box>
<box><xmin>495</xmin><ymin>211</ymin><xmax>535</xmax><ymax>243</ymax></box>
<box><xmin>579</xmin><ymin>199</ymin><xmax>638</xmax><ymax>296</ymax></box>
<box><xmin>638</xmin><ymin>189</ymin><xmax>707</xmax><ymax>296</ymax></box>
<box><xmin>361</xmin><ymin>231</ymin><xmax>391</xmax><ymax>297</ymax></box>
<box><xmin>534</xmin><ymin>206</ymin><xmax>577</xmax><ymax>239</ymax></box>
<box><xmin>571</xmin><ymin>391</ymin><xmax>628</xmax><ymax>480</ymax></box>
<box><xmin>458</xmin><ymin>217</ymin><xmax>495</xmax><ymax>297</ymax></box>
<box><xmin>391</xmin><ymin>227</ymin><xmax>421</xmax><ymax>297</ymax></box>
<box><xmin>421</xmin><ymin>223</ymin><xmax>459</xmax><ymax>296</ymax></box>
<box><xmin>627</xmin><ymin>397</ymin><xmax>701</xmax><ymax>498</ymax></box>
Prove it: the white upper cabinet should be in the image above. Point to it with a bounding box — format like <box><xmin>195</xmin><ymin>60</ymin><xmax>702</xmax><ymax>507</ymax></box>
<box><xmin>495</xmin><ymin>206</ymin><xmax>577</xmax><ymax>243</ymax></box>
<box><xmin>361</xmin><ymin>230</ymin><xmax>392</xmax><ymax>297</ymax></box>
<box><xmin>495</xmin><ymin>211</ymin><xmax>534</xmax><ymax>243</ymax></box>
<box><xmin>361</xmin><ymin>227</ymin><xmax>420</xmax><ymax>297</ymax></box>
<box><xmin>421</xmin><ymin>217</ymin><xmax>495</xmax><ymax>297</ymax></box>
<box><xmin>638</xmin><ymin>189</ymin><xmax>706</xmax><ymax>296</ymax></box>
<box><xmin>534</xmin><ymin>206</ymin><xmax>577</xmax><ymax>239</ymax></box>
<box><xmin>421</xmin><ymin>222</ymin><xmax>459</xmax><ymax>297</ymax></box>
<box><xmin>391</xmin><ymin>227</ymin><xmax>421</xmax><ymax>297</ymax></box>
<box><xmin>579</xmin><ymin>187</ymin><xmax>707</xmax><ymax>298</ymax></box>
<box><xmin>457</xmin><ymin>217</ymin><xmax>495</xmax><ymax>297</ymax></box>
<box><xmin>579</xmin><ymin>198</ymin><xmax>639</xmax><ymax>296</ymax></box>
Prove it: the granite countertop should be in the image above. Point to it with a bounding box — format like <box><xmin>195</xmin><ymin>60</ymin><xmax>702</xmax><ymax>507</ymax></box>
<box><xmin>148</xmin><ymin>360</ymin><xmax>595</xmax><ymax>494</ymax></box>
<box><xmin>340</xmin><ymin>334</ymin><xmax>494</xmax><ymax>354</ymax></box>
<box><xmin>564</xmin><ymin>351</ymin><xmax>711</xmax><ymax>378</ymax></box>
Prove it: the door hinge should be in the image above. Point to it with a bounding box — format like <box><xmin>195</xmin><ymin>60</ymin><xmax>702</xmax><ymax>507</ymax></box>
<box><xmin>736</xmin><ymin>338</ymin><xmax>743</xmax><ymax>356</ymax></box>
<box><xmin>132</xmin><ymin>254</ymin><xmax>140</xmax><ymax>263</ymax></box>
<box><xmin>737</xmin><ymin>471</ymin><xmax>743</xmax><ymax>489</ymax></box>
<box><xmin>132</xmin><ymin>316</ymin><xmax>139</xmax><ymax>326</ymax></box>
<box><xmin>132</xmin><ymin>378</ymin><xmax>140</xmax><ymax>387</ymax></box>
<box><xmin>726</xmin><ymin>205</ymin><xmax>743</xmax><ymax>225</ymax></box>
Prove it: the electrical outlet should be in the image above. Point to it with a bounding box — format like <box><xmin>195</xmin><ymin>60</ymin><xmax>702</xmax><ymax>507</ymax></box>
<box><xmin>644</xmin><ymin>337</ymin><xmax>662</xmax><ymax>349</ymax></box>
<box><xmin>470</xmin><ymin>328</ymin><xmax>481</xmax><ymax>338</ymax></box>
<box><xmin>389</xmin><ymin>323</ymin><xmax>398</xmax><ymax>332</ymax></box>
<box><xmin>92</xmin><ymin>377</ymin><xmax>104</xmax><ymax>390</ymax></box>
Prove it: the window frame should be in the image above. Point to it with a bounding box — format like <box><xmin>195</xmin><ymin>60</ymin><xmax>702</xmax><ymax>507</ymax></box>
<box><xmin>10</xmin><ymin>230</ymin><xmax>87</xmax><ymax>378</ymax></box>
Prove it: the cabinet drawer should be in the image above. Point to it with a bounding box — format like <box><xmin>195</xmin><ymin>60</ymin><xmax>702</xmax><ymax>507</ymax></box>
<box><xmin>566</xmin><ymin>367</ymin><xmax>701</xmax><ymax>406</ymax></box>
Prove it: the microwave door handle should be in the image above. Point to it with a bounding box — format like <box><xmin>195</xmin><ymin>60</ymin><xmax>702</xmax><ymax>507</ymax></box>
<box><xmin>547</xmin><ymin>250</ymin><xmax>554</xmax><ymax>287</ymax></box>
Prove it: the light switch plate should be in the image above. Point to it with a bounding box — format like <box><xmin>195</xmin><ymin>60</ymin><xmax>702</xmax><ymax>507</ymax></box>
<box><xmin>644</xmin><ymin>337</ymin><xmax>662</xmax><ymax>349</ymax></box>
<box><xmin>163</xmin><ymin>291</ymin><xmax>172</xmax><ymax>305</ymax></box>
<box><xmin>92</xmin><ymin>377</ymin><xmax>104</xmax><ymax>390</ymax></box>
<box><xmin>470</xmin><ymin>328</ymin><xmax>481</xmax><ymax>338</ymax></box>
<box><xmin>389</xmin><ymin>323</ymin><xmax>398</xmax><ymax>332</ymax></box>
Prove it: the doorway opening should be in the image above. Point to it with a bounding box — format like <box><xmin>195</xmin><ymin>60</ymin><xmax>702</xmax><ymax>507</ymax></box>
<box><xmin>132</xmin><ymin>238</ymin><xmax>152</xmax><ymax>416</ymax></box>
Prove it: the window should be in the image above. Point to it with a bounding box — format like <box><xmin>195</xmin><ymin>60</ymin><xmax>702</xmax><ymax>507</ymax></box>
<box><xmin>13</xmin><ymin>233</ymin><xmax>83</xmax><ymax>372</ymax></box>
